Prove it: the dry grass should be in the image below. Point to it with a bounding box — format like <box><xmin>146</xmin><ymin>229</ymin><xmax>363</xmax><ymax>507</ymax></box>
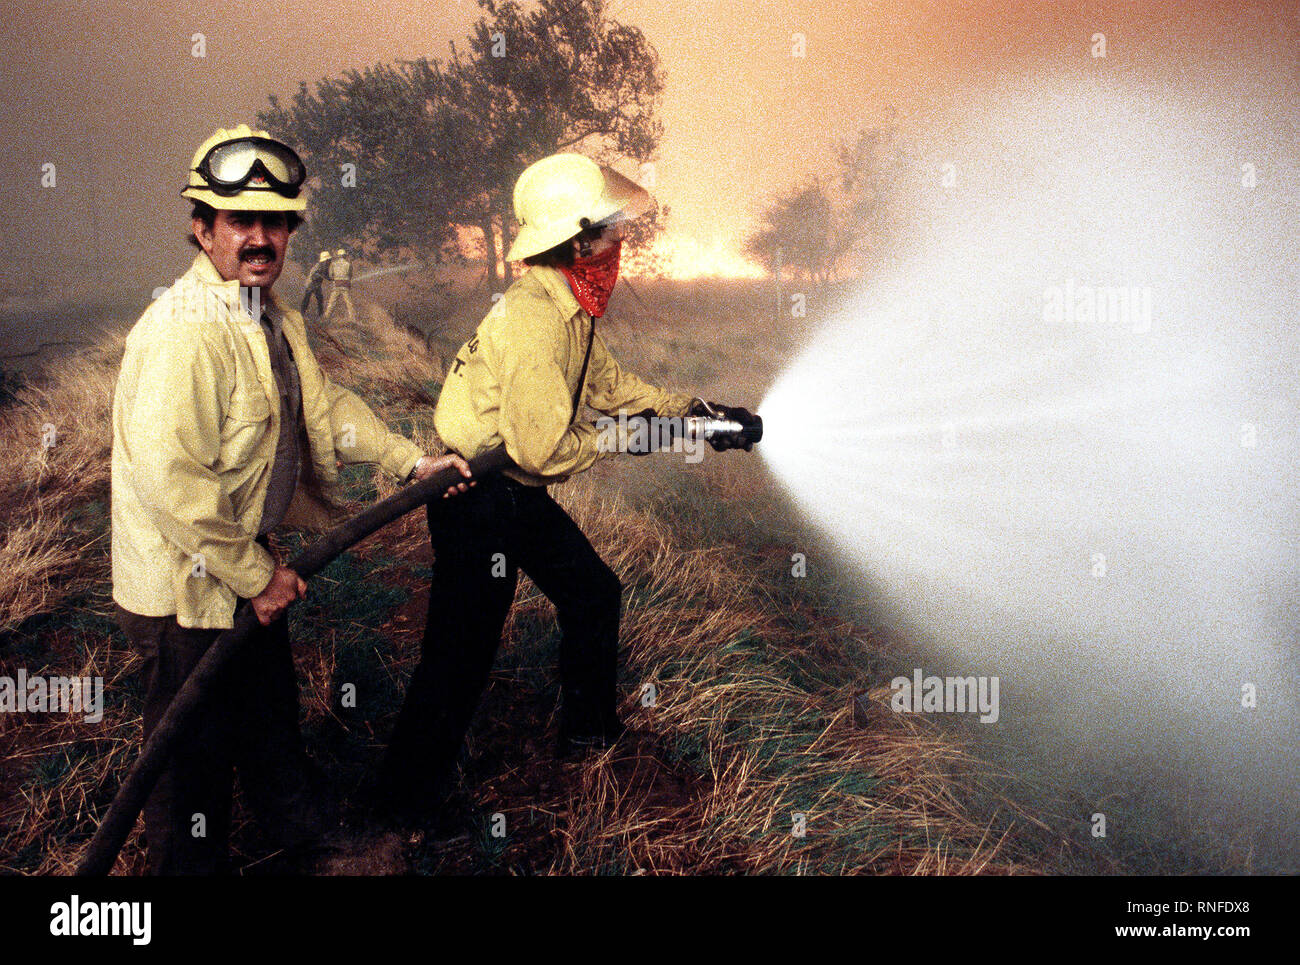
<box><xmin>0</xmin><ymin>330</ymin><xmax>122</xmax><ymax>631</ymax></box>
<box><xmin>0</xmin><ymin>288</ymin><xmax>1048</xmax><ymax>875</ymax></box>
<box><xmin>308</xmin><ymin>301</ymin><xmax>445</xmax><ymax>412</ymax></box>
<box><xmin>1</xmin><ymin>630</ymin><xmax>148</xmax><ymax>876</ymax></box>
<box><xmin>513</xmin><ymin>483</ymin><xmax>1035</xmax><ymax>875</ymax></box>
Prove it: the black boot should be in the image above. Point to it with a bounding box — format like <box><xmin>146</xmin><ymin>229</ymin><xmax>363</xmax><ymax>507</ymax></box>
<box><xmin>556</xmin><ymin>716</ymin><xmax>626</xmax><ymax>759</ymax></box>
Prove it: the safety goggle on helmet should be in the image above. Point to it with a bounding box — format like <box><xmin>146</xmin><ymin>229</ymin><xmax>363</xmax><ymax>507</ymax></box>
<box><xmin>192</xmin><ymin>136</ymin><xmax>306</xmax><ymax>198</ymax></box>
<box><xmin>182</xmin><ymin>125</ymin><xmax>308</xmax><ymax>212</ymax></box>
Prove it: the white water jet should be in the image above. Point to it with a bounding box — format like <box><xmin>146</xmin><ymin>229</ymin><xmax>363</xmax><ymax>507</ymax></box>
<box><xmin>759</xmin><ymin>75</ymin><xmax>1298</xmax><ymax>836</ymax></box>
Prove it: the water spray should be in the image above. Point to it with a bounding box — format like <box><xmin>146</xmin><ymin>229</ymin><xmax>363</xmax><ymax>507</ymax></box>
<box><xmin>353</xmin><ymin>262</ymin><xmax>422</xmax><ymax>283</ymax></box>
<box><xmin>754</xmin><ymin>73</ymin><xmax>1300</xmax><ymax>865</ymax></box>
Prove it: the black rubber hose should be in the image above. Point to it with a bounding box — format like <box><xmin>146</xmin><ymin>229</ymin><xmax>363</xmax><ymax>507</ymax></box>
<box><xmin>75</xmin><ymin>444</ymin><xmax>513</xmax><ymax>876</ymax></box>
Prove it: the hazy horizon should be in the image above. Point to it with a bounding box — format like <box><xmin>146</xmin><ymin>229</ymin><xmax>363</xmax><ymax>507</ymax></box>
<box><xmin>2</xmin><ymin>0</ymin><xmax>1294</xmax><ymax>310</ymax></box>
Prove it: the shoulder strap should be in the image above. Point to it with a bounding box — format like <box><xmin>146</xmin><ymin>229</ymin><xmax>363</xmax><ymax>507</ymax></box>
<box><xmin>571</xmin><ymin>319</ymin><xmax>595</xmax><ymax>423</ymax></box>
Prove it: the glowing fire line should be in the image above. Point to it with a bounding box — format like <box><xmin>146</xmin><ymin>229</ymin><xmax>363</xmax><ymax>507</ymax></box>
<box><xmin>622</xmin><ymin>233</ymin><xmax>766</xmax><ymax>281</ymax></box>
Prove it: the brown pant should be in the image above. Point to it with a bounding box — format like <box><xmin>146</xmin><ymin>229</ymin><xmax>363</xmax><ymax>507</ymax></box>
<box><xmin>115</xmin><ymin>604</ymin><xmax>337</xmax><ymax>875</ymax></box>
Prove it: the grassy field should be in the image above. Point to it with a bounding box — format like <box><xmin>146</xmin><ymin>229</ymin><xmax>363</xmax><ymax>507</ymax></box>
<box><xmin>0</xmin><ymin>277</ymin><xmax>1067</xmax><ymax>875</ymax></box>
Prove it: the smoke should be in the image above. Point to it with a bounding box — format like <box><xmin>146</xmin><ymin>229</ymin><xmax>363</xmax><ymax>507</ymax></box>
<box><xmin>759</xmin><ymin>72</ymin><xmax>1299</xmax><ymax>866</ymax></box>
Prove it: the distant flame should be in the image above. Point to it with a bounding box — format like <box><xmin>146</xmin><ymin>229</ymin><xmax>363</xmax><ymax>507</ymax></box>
<box><xmin>623</xmin><ymin>234</ymin><xmax>766</xmax><ymax>280</ymax></box>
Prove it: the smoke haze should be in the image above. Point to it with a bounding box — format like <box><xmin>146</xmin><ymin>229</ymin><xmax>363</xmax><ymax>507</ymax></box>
<box><xmin>760</xmin><ymin>67</ymin><xmax>1298</xmax><ymax>867</ymax></box>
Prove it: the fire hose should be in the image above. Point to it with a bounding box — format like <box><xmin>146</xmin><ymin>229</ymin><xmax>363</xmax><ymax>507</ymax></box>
<box><xmin>76</xmin><ymin>409</ymin><xmax>761</xmax><ymax>875</ymax></box>
<box><xmin>75</xmin><ymin>445</ymin><xmax>513</xmax><ymax>875</ymax></box>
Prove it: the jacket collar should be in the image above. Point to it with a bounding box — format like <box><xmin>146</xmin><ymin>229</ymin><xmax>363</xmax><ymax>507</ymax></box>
<box><xmin>528</xmin><ymin>264</ymin><xmax>583</xmax><ymax>320</ymax></box>
<box><xmin>187</xmin><ymin>250</ymin><xmax>291</xmax><ymax>320</ymax></box>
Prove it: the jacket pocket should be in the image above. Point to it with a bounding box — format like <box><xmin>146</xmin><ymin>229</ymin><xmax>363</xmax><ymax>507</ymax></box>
<box><xmin>220</xmin><ymin>385</ymin><xmax>273</xmax><ymax>470</ymax></box>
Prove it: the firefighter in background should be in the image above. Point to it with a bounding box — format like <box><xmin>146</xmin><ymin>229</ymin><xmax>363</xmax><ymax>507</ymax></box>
<box><xmin>376</xmin><ymin>153</ymin><xmax>755</xmax><ymax>824</ymax></box>
<box><xmin>300</xmin><ymin>249</ymin><xmax>330</xmax><ymax>316</ymax></box>
<box><xmin>324</xmin><ymin>246</ymin><xmax>355</xmax><ymax>323</ymax></box>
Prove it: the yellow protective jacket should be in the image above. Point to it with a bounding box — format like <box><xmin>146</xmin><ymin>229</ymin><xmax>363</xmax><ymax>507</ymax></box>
<box><xmin>434</xmin><ymin>266</ymin><xmax>694</xmax><ymax>486</ymax></box>
<box><xmin>111</xmin><ymin>252</ymin><xmax>424</xmax><ymax>628</ymax></box>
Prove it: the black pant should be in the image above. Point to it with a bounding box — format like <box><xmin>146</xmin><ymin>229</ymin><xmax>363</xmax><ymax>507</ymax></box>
<box><xmin>378</xmin><ymin>474</ymin><xmax>623</xmax><ymax>809</ymax></box>
<box><xmin>300</xmin><ymin>284</ymin><xmax>324</xmax><ymax>316</ymax></box>
<box><xmin>116</xmin><ymin>604</ymin><xmax>336</xmax><ymax>875</ymax></box>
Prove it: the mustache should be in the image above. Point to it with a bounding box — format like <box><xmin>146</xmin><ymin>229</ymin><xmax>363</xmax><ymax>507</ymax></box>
<box><xmin>240</xmin><ymin>246</ymin><xmax>277</xmax><ymax>261</ymax></box>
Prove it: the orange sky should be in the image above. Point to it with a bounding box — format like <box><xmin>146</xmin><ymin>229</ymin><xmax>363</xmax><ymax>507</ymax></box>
<box><xmin>0</xmin><ymin>0</ymin><xmax>1294</xmax><ymax>298</ymax></box>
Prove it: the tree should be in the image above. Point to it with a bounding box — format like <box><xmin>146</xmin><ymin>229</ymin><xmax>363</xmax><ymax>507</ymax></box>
<box><xmin>833</xmin><ymin>116</ymin><xmax>906</xmax><ymax>270</ymax></box>
<box><xmin>744</xmin><ymin>115</ymin><xmax>906</xmax><ymax>285</ymax></box>
<box><xmin>744</xmin><ymin>179</ymin><xmax>840</xmax><ymax>285</ymax></box>
<box><xmin>258</xmin><ymin>0</ymin><xmax>666</xmax><ymax>290</ymax></box>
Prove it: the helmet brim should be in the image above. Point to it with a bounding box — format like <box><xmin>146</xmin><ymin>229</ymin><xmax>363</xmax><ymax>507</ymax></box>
<box><xmin>182</xmin><ymin>185</ymin><xmax>307</xmax><ymax>213</ymax></box>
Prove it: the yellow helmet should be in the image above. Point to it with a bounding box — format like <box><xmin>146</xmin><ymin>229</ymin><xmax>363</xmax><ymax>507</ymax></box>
<box><xmin>182</xmin><ymin>123</ymin><xmax>307</xmax><ymax>212</ymax></box>
<box><xmin>318</xmin><ymin>250</ymin><xmax>331</xmax><ymax>261</ymax></box>
<box><xmin>505</xmin><ymin>153</ymin><xmax>650</xmax><ymax>262</ymax></box>
<box><xmin>335</xmin><ymin>248</ymin><xmax>346</xmax><ymax>257</ymax></box>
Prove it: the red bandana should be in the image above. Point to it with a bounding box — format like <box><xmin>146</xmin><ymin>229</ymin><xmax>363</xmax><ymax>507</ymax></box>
<box><xmin>559</xmin><ymin>240</ymin><xmax>622</xmax><ymax>317</ymax></box>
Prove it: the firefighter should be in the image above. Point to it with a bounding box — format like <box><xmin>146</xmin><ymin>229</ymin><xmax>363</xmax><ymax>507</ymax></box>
<box><xmin>110</xmin><ymin>124</ymin><xmax>472</xmax><ymax>873</ymax></box>
<box><xmin>376</xmin><ymin>153</ymin><xmax>754</xmax><ymax>825</ymax></box>
<box><xmin>300</xmin><ymin>249</ymin><xmax>330</xmax><ymax>316</ymax></box>
<box><xmin>324</xmin><ymin>246</ymin><xmax>355</xmax><ymax>323</ymax></box>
